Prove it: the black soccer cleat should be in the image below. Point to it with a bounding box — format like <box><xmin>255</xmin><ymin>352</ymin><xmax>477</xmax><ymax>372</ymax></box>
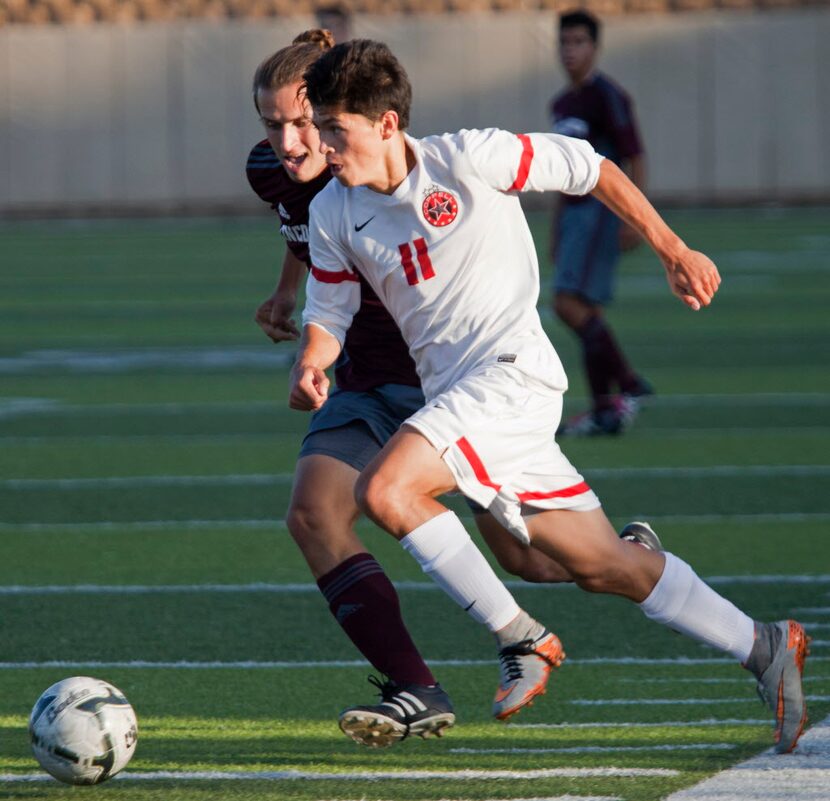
<box><xmin>619</xmin><ymin>521</ymin><xmax>663</xmax><ymax>551</ymax></box>
<box><xmin>339</xmin><ymin>675</ymin><xmax>455</xmax><ymax>748</ymax></box>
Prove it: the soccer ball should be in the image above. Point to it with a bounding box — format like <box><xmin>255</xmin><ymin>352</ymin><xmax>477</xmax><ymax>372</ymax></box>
<box><xmin>28</xmin><ymin>676</ymin><xmax>138</xmax><ymax>785</ymax></box>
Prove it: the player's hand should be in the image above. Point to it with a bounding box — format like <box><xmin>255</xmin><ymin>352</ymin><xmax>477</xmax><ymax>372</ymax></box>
<box><xmin>661</xmin><ymin>247</ymin><xmax>721</xmax><ymax>311</ymax></box>
<box><xmin>254</xmin><ymin>291</ymin><xmax>299</xmax><ymax>343</ymax></box>
<box><xmin>289</xmin><ymin>364</ymin><xmax>330</xmax><ymax>411</ymax></box>
<box><xmin>619</xmin><ymin>224</ymin><xmax>642</xmax><ymax>252</ymax></box>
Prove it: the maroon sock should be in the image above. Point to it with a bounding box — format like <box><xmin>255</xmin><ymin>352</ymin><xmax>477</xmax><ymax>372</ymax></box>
<box><xmin>577</xmin><ymin>315</ymin><xmax>636</xmax><ymax>411</ymax></box>
<box><xmin>317</xmin><ymin>552</ymin><xmax>436</xmax><ymax>686</ymax></box>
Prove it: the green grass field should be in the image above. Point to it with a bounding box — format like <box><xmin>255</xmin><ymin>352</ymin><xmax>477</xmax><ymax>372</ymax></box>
<box><xmin>1</xmin><ymin>208</ymin><xmax>828</xmax><ymax>801</ymax></box>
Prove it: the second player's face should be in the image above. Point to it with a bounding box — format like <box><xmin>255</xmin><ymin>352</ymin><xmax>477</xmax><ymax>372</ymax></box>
<box><xmin>559</xmin><ymin>25</ymin><xmax>596</xmax><ymax>82</ymax></box>
<box><xmin>257</xmin><ymin>82</ymin><xmax>328</xmax><ymax>183</ymax></box>
<box><xmin>313</xmin><ymin>109</ymin><xmax>386</xmax><ymax>190</ymax></box>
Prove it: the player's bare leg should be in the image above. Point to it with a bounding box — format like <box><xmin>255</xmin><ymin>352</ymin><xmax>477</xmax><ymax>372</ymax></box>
<box><xmin>287</xmin><ymin>454</ymin><xmax>366</xmax><ymax>578</ymax></box>
<box><xmin>289</xmin><ymin>452</ymin><xmax>453</xmax><ymax>746</ymax></box>
<box><xmin>525</xmin><ymin>506</ymin><xmax>810</xmax><ymax>751</ymax></box>
<box><xmin>475</xmin><ymin>512</ymin><xmax>574</xmax><ymax>584</ymax></box>
<box><xmin>356</xmin><ymin>427</ymin><xmax>565</xmax><ymax>720</ymax></box>
<box><xmin>524</xmin><ymin>506</ymin><xmax>663</xmax><ymax>601</ymax></box>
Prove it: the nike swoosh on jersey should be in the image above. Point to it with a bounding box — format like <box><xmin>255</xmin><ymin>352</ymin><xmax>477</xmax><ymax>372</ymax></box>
<box><xmin>354</xmin><ymin>216</ymin><xmax>376</xmax><ymax>232</ymax></box>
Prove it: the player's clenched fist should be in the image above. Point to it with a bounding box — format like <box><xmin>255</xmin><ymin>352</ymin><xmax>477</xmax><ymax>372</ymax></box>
<box><xmin>289</xmin><ymin>364</ymin><xmax>330</xmax><ymax>411</ymax></box>
<box><xmin>662</xmin><ymin>247</ymin><xmax>721</xmax><ymax>311</ymax></box>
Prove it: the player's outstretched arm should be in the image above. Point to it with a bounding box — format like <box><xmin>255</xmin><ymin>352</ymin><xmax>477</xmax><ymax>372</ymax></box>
<box><xmin>254</xmin><ymin>249</ymin><xmax>306</xmax><ymax>343</ymax></box>
<box><xmin>591</xmin><ymin>159</ymin><xmax>721</xmax><ymax>311</ymax></box>
<box><xmin>288</xmin><ymin>324</ymin><xmax>342</xmax><ymax>411</ymax></box>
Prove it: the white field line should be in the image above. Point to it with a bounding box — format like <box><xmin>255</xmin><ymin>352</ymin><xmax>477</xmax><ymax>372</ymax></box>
<box><xmin>0</xmin><ymin>348</ymin><xmax>294</xmax><ymax>376</ymax></box>
<box><xmin>795</xmin><ymin>607</ymin><xmax>830</xmax><ymax>614</ymax></box>
<box><xmin>570</xmin><ymin>696</ymin><xmax>830</xmax><ymax>706</ymax></box>
<box><xmin>4</xmin><ymin>464</ymin><xmax>830</xmax><ymax>490</ymax></box>
<box><xmin>0</xmin><ymin>767</ymin><xmax>680</xmax><ymax>783</ymax></box>
<box><xmin>512</xmin><ymin>720</ymin><xmax>772</xmax><ymax>729</ymax></box>
<box><xmin>4</xmin><ymin>427</ymin><xmax>830</xmax><ymax>445</ymax></box>
<box><xmin>3</xmin><ymin>512</ymin><xmax>830</xmax><ymax>533</ymax></box>
<box><xmin>3</xmin><ymin>572</ymin><xmax>830</xmax><ymax>595</ymax></box>
<box><xmin>619</xmin><ymin>676</ymin><xmax>828</xmax><ymax>685</ymax></box>
<box><xmin>666</xmin><ymin>713</ymin><xmax>830</xmax><ymax>800</ymax></box>
<box><xmin>450</xmin><ymin>743</ymin><xmax>736</xmax><ymax>755</ymax></box>
<box><xmin>1</xmin><ymin>657</ymin><xmax>828</xmax><ymax>670</ymax></box>
<box><xmin>1</xmin><ymin>392</ymin><xmax>827</xmax><ymax>417</ymax></box>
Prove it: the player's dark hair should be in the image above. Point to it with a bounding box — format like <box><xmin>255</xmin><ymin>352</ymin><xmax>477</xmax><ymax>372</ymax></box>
<box><xmin>303</xmin><ymin>39</ymin><xmax>411</xmax><ymax>131</ymax></box>
<box><xmin>252</xmin><ymin>29</ymin><xmax>335</xmax><ymax>114</ymax></box>
<box><xmin>559</xmin><ymin>10</ymin><xmax>600</xmax><ymax>43</ymax></box>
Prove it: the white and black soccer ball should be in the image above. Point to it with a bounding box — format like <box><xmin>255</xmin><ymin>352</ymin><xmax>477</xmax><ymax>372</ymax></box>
<box><xmin>28</xmin><ymin>676</ymin><xmax>138</xmax><ymax>785</ymax></box>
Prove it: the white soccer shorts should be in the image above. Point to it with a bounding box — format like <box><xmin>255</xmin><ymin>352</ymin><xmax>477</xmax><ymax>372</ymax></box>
<box><xmin>405</xmin><ymin>362</ymin><xmax>600</xmax><ymax>544</ymax></box>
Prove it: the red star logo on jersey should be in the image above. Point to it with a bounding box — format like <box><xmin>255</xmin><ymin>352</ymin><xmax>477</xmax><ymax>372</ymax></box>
<box><xmin>422</xmin><ymin>189</ymin><xmax>458</xmax><ymax>227</ymax></box>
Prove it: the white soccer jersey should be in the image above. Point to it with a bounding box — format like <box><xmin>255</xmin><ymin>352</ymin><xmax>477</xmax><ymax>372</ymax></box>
<box><xmin>304</xmin><ymin>128</ymin><xmax>602</xmax><ymax>401</ymax></box>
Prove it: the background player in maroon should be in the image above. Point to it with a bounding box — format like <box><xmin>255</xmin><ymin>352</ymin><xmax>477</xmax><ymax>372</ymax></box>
<box><xmin>248</xmin><ymin>30</ymin><xmax>596</xmax><ymax>747</ymax></box>
<box><xmin>550</xmin><ymin>11</ymin><xmax>653</xmax><ymax>436</ymax></box>
<box><xmin>248</xmin><ymin>31</ymin><xmax>457</xmax><ymax>747</ymax></box>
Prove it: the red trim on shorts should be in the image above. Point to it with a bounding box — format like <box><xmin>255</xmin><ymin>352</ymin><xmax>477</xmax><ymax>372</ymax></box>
<box><xmin>455</xmin><ymin>437</ymin><xmax>501</xmax><ymax>491</ymax></box>
<box><xmin>508</xmin><ymin>134</ymin><xmax>534</xmax><ymax>191</ymax></box>
<box><xmin>310</xmin><ymin>265</ymin><xmax>359</xmax><ymax>283</ymax></box>
<box><xmin>516</xmin><ymin>481</ymin><xmax>591</xmax><ymax>504</ymax></box>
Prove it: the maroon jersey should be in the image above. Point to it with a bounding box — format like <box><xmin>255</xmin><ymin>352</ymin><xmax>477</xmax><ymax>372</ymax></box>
<box><xmin>246</xmin><ymin>140</ymin><xmax>420</xmax><ymax>391</ymax></box>
<box><xmin>549</xmin><ymin>71</ymin><xmax>643</xmax><ymax>205</ymax></box>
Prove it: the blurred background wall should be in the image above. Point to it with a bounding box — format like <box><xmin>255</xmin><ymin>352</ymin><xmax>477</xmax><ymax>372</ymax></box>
<box><xmin>0</xmin><ymin>8</ymin><xmax>828</xmax><ymax>214</ymax></box>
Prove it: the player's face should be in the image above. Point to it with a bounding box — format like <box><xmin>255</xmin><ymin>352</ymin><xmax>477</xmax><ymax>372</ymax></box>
<box><xmin>313</xmin><ymin>108</ymin><xmax>387</xmax><ymax>190</ymax></box>
<box><xmin>559</xmin><ymin>25</ymin><xmax>596</xmax><ymax>82</ymax></box>
<box><xmin>257</xmin><ymin>82</ymin><xmax>327</xmax><ymax>183</ymax></box>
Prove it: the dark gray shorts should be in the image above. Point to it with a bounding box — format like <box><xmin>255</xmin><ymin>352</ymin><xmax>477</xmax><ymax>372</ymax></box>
<box><xmin>553</xmin><ymin>196</ymin><xmax>621</xmax><ymax>305</ymax></box>
<box><xmin>299</xmin><ymin>384</ymin><xmax>424</xmax><ymax>472</ymax></box>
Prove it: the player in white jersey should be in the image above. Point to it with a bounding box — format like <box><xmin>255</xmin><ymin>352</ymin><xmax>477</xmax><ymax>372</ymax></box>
<box><xmin>293</xmin><ymin>40</ymin><xmax>810</xmax><ymax>754</ymax></box>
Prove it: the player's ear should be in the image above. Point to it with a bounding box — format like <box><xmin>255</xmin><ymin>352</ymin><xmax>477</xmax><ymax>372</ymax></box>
<box><xmin>378</xmin><ymin>109</ymin><xmax>400</xmax><ymax>140</ymax></box>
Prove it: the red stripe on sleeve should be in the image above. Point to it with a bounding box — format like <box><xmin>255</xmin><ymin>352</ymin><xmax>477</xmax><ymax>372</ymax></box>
<box><xmin>516</xmin><ymin>481</ymin><xmax>591</xmax><ymax>504</ymax></box>
<box><xmin>456</xmin><ymin>437</ymin><xmax>501</xmax><ymax>492</ymax></box>
<box><xmin>310</xmin><ymin>265</ymin><xmax>359</xmax><ymax>284</ymax></box>
<box><xmin>508</xmin><ymin>133</ymin><xmax>534</xmax><ymax>192</ymax></box>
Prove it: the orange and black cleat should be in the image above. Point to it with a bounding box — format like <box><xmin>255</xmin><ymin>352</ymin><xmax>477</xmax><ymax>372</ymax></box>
<box><xmin>492</xmin><ymin>630</ymin><xmax>565</xmax><ymax>721</ymax></box>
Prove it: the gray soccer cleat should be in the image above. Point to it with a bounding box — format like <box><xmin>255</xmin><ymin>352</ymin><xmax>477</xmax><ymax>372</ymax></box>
<box><xmin>619</xmin><ymin>521</ymin><xmax>663</xmax><ymax>551</ymax></box>
<box><xmin>339</xmin><ymin>676</ymin><xmax>455</xmax><ymax>748</ymax></box>
<box><xmin>751</xmin><ymin>620</ymin><xmax>811</xmax><ymax>753</ymax></box>
<box><xmin>493</xmin><ymin>630</ymin><xmax>565</xmax><ymax>721</ymax></box>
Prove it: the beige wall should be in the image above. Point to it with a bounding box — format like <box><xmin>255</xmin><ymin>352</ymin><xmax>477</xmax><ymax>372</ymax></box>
<box><xmin>0</xmin><ymin>10</ymin><xmax>828</xmax><ymax>213</ymax></box>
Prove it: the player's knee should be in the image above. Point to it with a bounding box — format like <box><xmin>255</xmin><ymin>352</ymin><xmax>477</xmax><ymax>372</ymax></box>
<box><xmin>285</xmin><ymin>497</ymin><xmax>324</xmax><ymax>544</ymax></box>
<box><xmin>354</xmin><ymin>468</ymin><xmax>391</xmax><ymax>520</ymax></box>
<box><xmin>287</xmin><ymin>494</ymin><xmax>353</xmax><ymax>545</ymax></box>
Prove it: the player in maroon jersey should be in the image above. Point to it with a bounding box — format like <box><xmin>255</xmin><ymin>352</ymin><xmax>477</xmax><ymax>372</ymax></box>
<box><xmin>249</xmin><ymin>30</ymin><xmax>581</xmax><ymax>748</ymax></box>
<box><xmin>550</xmin><ymin>11</ymin><xmax>653</xmax><ymax>436</ymax></box>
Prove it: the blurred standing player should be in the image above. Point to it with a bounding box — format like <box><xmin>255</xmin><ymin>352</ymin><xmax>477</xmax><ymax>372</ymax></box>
<box><xmin>550</xmin><ymin>11</ymin><xmax>652</xmax><ymax>435</ymax></box>
<box><xmin>296</xmin><ymin>39</ymin><xmax>811</xmax><ymax>755</ymax></box>
<box><xmin>248</xmin><ymin>30</ymin><xmax>579</xmax><ymax>749</ymax></box>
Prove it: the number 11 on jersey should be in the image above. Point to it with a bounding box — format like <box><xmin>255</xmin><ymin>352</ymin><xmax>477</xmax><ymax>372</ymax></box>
<box><xmin>398</xmin><ymin>238</ymin><xmax>435</xmax><ymax>286</ymax></box>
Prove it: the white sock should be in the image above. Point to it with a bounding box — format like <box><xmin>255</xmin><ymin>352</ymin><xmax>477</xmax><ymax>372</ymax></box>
<box><xmin>401</xmin><ymin>510</ymin><xmax>520</xmax><ymax>632</ymax></box>
<box><xmin>639</xmin><ymin>552</ymin><xmax>756</xmax><ymax>662</ymax></box>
